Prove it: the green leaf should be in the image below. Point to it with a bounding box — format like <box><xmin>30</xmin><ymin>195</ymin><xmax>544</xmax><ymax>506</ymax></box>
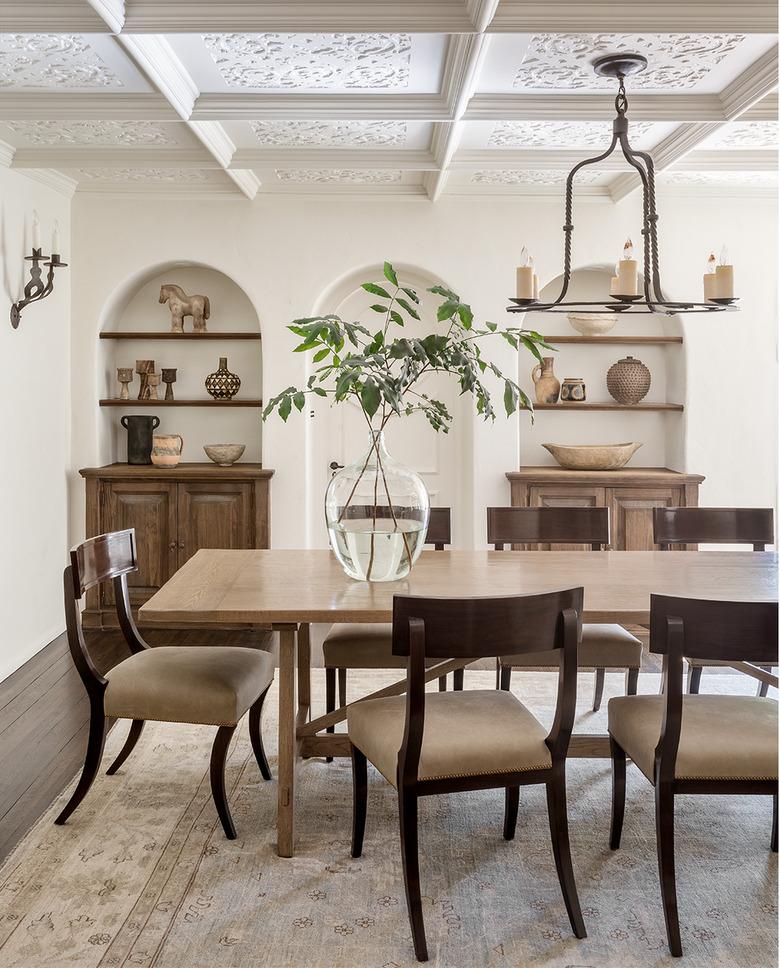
<box><xmin>279</xmin><ymin>395</ymin><xmax>292</xmax><ymax>422</ymax></box>
<box><xmin>293</xmin><ymin>340</ymin><xmax>319</xmax><ymax>353</ymax></box>
<box><xmin>383</xmin><ymin>261</ymin><xmax>398</xmax><ymax>286</ymax></box>
<box><xmin>369</xmin><ymin>303</ymin><xmax>388</xmax><ymax>313</ymax></box>
<box><xmin>428</xmin><ymin>284</ymin><xmax>459</xmax><ymax>301</ymax></box>
<box><xmin>312</xmin><ymin>387</ymin><xmax>328</xmax><ymax>397</ymax></box>
<box><xmin>362</xmin><ymin>282</ymin><xmax>391</xmax><ymax>299</ymax></box>
<box><xmin>293</xmin><ymin>392</ymin><xmax>306</xmax><ymax>412</ymax></box>
<box><xmin>503</xmin><ymin>381</ymin><xmax>519</xmax><ymax>416</ymax></box>
<box><xmin>397</xmin><ymin>297</ymin><xmax>420</xmax><ymax>320</ymax></box>
<box><xmin>313</xmin><ymin>347</ymin><xmax>330</xmax><ymax>362</ymax></box>
<box><xmin>360</xmin><ymin>379</ymin><xmax>381</xmax><ymax>418</ymax></box>
<box><xmin>389</xmin><ymin>310</ymin><xmax>404</xmax><ymax>326</ymax></box>
<box><xmin>437</xmin><ymin>300</ymin><xmax>459</xmax><ymax>321</ymax></box>
<box><xmin>457</xmin><ymin>303</ymin><xmax>473</xmax><ymax>329</ymax></box>
<box><xmin>401</xmin><ymin>286</ymin><xmax>420</xmax><ymax>304</ymax></box>
<box><xmin>485</xmin><ymin>321</ymin><xmax>497</xmax><ymax>332</ymax></box>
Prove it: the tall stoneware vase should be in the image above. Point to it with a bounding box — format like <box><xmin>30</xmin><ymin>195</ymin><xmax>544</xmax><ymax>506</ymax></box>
<box><xmin>531</xmin><ymin>357</ymin><xmax>561</xmax><ymax>404</ymax></box>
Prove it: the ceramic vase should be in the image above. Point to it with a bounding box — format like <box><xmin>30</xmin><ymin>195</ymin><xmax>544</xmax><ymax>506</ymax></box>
<box><xmin>606</xmin><ymin>356</ymin><xmax>651</xmax><ymax>405</ymax></box>
<box><xmin>531</xmin><ymin>357</ymin><xmax>560</xmax><ymax>404</ymax></box>
<box><xmin>205</xmin><ymin>357</ymin><xmax>241</xmax><ymax>401</ymax></box>
<box><xmin>151</xmin><ymin>434</ymin><xmax>184</xmax><ymax>468</ymax></box>
<box><xmin>121</xmin><ymin>414</ymin><xmax>160</xmax><ymax>465</ymax></box>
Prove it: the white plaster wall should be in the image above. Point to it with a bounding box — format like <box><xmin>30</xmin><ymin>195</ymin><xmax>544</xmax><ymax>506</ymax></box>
<box><xmin>0</xmin><ymin>169</ymin><xmax>71</xmax><ymax>679</ymax></box>
<box><xmin>70</xmin><ymin>189</ymin><xmax>778</xmax><ymax>553</ymax></box>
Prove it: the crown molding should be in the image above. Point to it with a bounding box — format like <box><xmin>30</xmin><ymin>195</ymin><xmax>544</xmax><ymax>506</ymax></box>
<box><xmin>266</xmin><ymin>182</ymin><xmax>428</xmax><ymax>197</ymax></box>
<box><xmin>450</xmin><ymin>149</ymin><xmax>636</xmax><ymax>170</ymax></box>
<box><xmin>230</xmin><ymin>148</ymin><xmax>437</xmax><ymax>170</ymax></box>
<box><xmin>743</xmin><ymin>94</ymin><xmax>778</xmax><ymax>120</ymax></box>
<box><xmin>464</xmin><ymin>94</ymin><xmax>726</xmax><ymax>122</ymax></box>
<box><xmin>446</xmin><ymin>182</ymin><xmax>611</xmax><ymax>198</ymax></box>
<box><xmin>75</xmin><ymin>181</ymin><xmax>242</xmax><ymax>196</ymax></box>
<box><xmin>87</xmin><ymin>0</ymin><xmax>126</xmax><ymax>31</ymax></box>
<box><xmin>0</xmin><ymin>2</ymin><xmax>110</xmax><ymax>30</ymax></box>
<box><xmin>116</xmin><ymin>36</ymin><xmax>198</xmax><ymax>120</ymax></box>
<box><xmin>441</xmin><ymin>34</ymin><xmax>489</xmax><ymax>117</ymax></box>
<box><xmin>0</xmin><ymin>94</ymin><xmax>177</xmax><ymax>121</ymax></box>
<box><xmin>17</xmin><ymin>168</ymin><xmax>79</xmax><ymax>198</ymax></box>
<box><xmin>682</xmin><ymin>149</ymin><xmax>778</xmax><ymax>171</ymax></box>
<box><xmin>225</xmin><ymin>168</ymin><xmax>261</xmax><ymax>199</ymax></box>
<box><xmin>192</xmin><ymin>94</ymin><xmax>452</xmax><ymax>122</ymax></box>
<box><xmin>10</xmin><ymin>148</ymin><xmax>218</xmax><ymax>169</ymax></box>
<box><xmin>465</xmin><ymin>0</ymin><xmax>501</xmax><ymax>31</ymax></box>
<box><xmin>188</xmin><ymin>121</ymin><xmax>236</xmax><ymax>168</ymax></box>
<box><xmin>658</xmin><ymin>184</ymin><xmax>778</xmax><ymax>198</ymax></box>
<box><xmin>720</xmin><ymin>46</ymin><xmax>779</xmax><ymax>120</ymax></box>
<box><xmin>0</xmin><ymin>139</ymin><xmax>14</xmax><ymax>168</ymax></box>
<box><xmin>121</xmin><ymin>1</ymin><xmax>475</xmax><ymax>32</ymax></box>
<box><xmin>489</xmin><ymin>0</ymin><xmax>778</xmax><ymax>32</ymax></box>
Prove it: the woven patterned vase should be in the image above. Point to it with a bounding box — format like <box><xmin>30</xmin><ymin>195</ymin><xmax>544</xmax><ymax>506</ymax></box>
<box><xmin>606</xmin><ymin>355</ymin><xmax>651</xmax><ymax>405</ymax></box>
<box><xmin>205</xmin><ymin>356</ymin><xmax>241</xmax><ymax>401</ymax></box>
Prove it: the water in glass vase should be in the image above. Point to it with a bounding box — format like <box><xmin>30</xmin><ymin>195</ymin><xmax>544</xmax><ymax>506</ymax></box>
<box><xmin>328</xmin><ymin>516</ymin><xmax>426</xmax><ymax>582</ymax></box>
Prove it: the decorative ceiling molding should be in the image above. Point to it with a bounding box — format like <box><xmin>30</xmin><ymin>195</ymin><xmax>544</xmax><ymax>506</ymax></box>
<box><xmin>0</xmin><ymin>33</ymin><xmax>122</xmax><ymax>90</ymax></box>
<box><xmin>700</xmin><ymin>121</ymin><xmax>778</xmax><ymax>149</ymax></box>
<box><xmin>11</xmin><ymin>147</ymin><xmax>217</xmax><ymax>168</ymax></box>
<box><xmin>5</xmin><ymin>119</ymin><xmax>173</xmax><ymax>146</ymax></box>
<box><xmin>192</xmin><ymin>92</ymin><xmax>451</xmax><ymax>121</ymax></box>
<box><xmin>0</xmin><ymin>93</ymin><xmax>176</xmax><ymax>120</ymax></box>
<box><xmin>225</xmin><ymin>168</ymin><xmax>261</xmax><ymax>198</ymax></box>
<box><xmin>470</xmin><ymin>167</ymin><xmax>602</xmax><ymax>185</ymax></box>
<box><xmin>487</xmin><ymin>119</ymin><xmax>656</xmax><ymax>148</ymax></box>
<box><xmin>0</xmin><ymin>138</ymin><xmax>14</xmax><ymax>168</ymax></box>
<box><xmin>490</xmin><ymin>1</ymin><xmax>778</xmax><ymax>33</ymax></box>
<box><xmin>276</xmin><ymin>168</ymin><xmax>404</xmax><ymax>184</ymax></box>
<box><xmin>249</xmin><ymin>119</ymin><xmax>408</xmax><ymax>147</ymax></box>
<box><xmin>15</xmin><ymin>166</ymin><xmax>79</xmax><ymax>197</ymax></box>
<box><xmin>86</xmin><ymin>0</ymin><xmax>126</xmax><ymax>32</ymax></box>
<box><xmin>681</xmin><ymin>148</ymin><xmax>778</xmax><ymax>170</ymax></box>
<box><xmin>512</xmin><ymin>33</ymin><xmax>744</xmax><ymax>92</ymax></box>
<box><xmin>743</xmin><ymin>94</ymin><xmax>778</xmax><ymax>119</ymax></box>
<box><xmin>453</xmin><ymin>149</ymin><xmax>645</xmax><ymax>171</ymax></box>
<box><xmin>659</xmin><ymin>169</ymin><xmax>777</xmax><ymax>185</ymax></box>
<box><xmin>465</xmin><ymin>93</ymin><xmax>726</xmax><ymax>122</ymax></box>
<box><xmin>0</xmin><ymin>4</ymin><xmax>112</xmax><ymax>32</ymax></box>
<box><xmin>76</xmin><ymin>166</ymin><xmax>210</xmax><ymax>181</ymax></box>
<box><xmin>117</xmin><ymin>35</ymin><xmax>198</xmax><ymax>119</ymax></box>
<box><xmin>232</xmin><ymin>148</ymin><xmax>436</xmax><ymax>170</ymax></box>
<box><xmin>203</xmin><ymin>32</ymin><xmax>412</xmax><ymax>90</ymax></box>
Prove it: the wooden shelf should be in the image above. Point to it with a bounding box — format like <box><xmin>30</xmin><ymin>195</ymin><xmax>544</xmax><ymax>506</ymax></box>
<box><xmin>99</xmin><ymin>398</ymin><xmax>262</xmax><ymax>407</ymax></box>
<box><xmin>542</xmin><ymin>335</ymin><xmax>682</xmax><ymax>345</ymax></box>
<box><xmin>100</xmin><ymin>332</ymin><xmax>260</xmax><ymax>340</ymax></box>
<box><xmin>534</xmin><ymin>402</ymin><xmax>683</xmax><ymax>412</ymax></box>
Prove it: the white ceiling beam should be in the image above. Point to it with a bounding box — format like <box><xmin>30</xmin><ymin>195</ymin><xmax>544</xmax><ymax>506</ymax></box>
<box><xmin>681</xmin><ymin>149</ymin><xmax>778</xmax><ymax>171</ymax></box>
<box><xmin>230</xmin><ymin>149</ymin><xmax>437</xmax><ymax>171</ymax></box>
<box><xmin>86</xmin><ymin>0</ymin><xmax>125</xmax><ymax>31</ymax></box>
<box><xmin>743</xmin><ymin>93</ymin><xmax>778</xmax><ymax>119</ymax></box>
<box><xmin>0</xmin><ymin>94</ymin><xmax>177</xmax><ymax>121</ymax></box>
<box><xmin>720</xmin><ymin>46</ymin><xmax>779</xmax><ymax>119</ymax></box>
<box><xmin>465</xmin><ymin>94</ymin><xmax>727</xmax><ymax>122</ymax></box>
<box><xmin>0</xmin><ymin>1</ymin><xmax>112</xmax><ymax>30</ymax></box>
<box><xmin>121</xmin><ymin>1</ymin><xmax>476</xmax><ymax>32</ymax></box>
<box><xmin>489</xmin><ymin>0</ymin><xmax>778</xmax><ymax>33</ymax></box>
<box><xmin>192</xmin><ymin>94</ymin><xmax>452</xmax><ymax>122</ymax></box>
<box><xmin>11</xmin><ymin>148</ymin><xmax>220</xmax><ymax>169</ymax></box>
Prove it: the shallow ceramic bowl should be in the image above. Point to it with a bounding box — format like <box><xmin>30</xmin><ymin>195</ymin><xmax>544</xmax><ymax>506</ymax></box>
<box><xmin>543</xmin><ymin>441</ymin><xmax>642</xmax><ymax>471</ymax></box>
<box><xmin>567</xmin><ymin>313</ymin><xmax>617</xmax><ymax>336</ymax></box>
<box><xmin>204</xmin><ymin>443</ymin><xmax>246</xmax><ymax>466</ymax></box>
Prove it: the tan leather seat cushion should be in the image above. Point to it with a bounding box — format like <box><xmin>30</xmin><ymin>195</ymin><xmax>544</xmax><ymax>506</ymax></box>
<box><xmin>608</xmin><ymin>694</ymin><xmax>778</xmax><ymax>782</ymax></box>
<box><xmin>500</xmin><ymin>624</ymin><xmax>642</xmax><ymax>670</ymax></box>
<box><xmin>686</xmin><ymin>657</ymin><xmax>775</xmax><ymax>669</ymax></box>
<box><xmin>105</xmin><ymin>646</ymin><xmax>274</xmax><ymax>726</ymax></box>
<box><xmin>348</xmin><ymin>689</ymin><xmax>552</xmax><ymax>786</ymax></box>
<box><xmin>324</xmin><ymin>623</ymin><xmax>440</xmax><ymax>670</ymax></box>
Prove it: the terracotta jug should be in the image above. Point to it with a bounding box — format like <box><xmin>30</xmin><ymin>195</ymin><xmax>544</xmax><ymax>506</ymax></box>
<box><xmin>531</xmin><ymin>357</ymin><xmax>560</xmax><ymax>404</ymax></box>
<box><xmin>151</xmin><ymin>434</ymin><xmax>184</xmax><ymax>468</ymax></box>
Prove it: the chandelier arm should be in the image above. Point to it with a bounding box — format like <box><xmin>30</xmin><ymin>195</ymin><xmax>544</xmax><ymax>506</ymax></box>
<box><xmin>552</xmin><ymin>135</ymin><xmax>619</xmax><ymax>307</ymax></box>
<box><xmin>626</xmin><ymin>147</ymin><xmax>665</xmax><ymax>306</ymax></box>
<box><xmin>617</xmin><ymin>135</ymin><xmax>657</xmax><ymax>311</ymax></box>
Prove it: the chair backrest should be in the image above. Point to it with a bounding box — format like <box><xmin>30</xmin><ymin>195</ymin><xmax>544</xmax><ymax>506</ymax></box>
<box><xmin>392</xmin><ymin>588</ymin><xmax>583</xmax><ymax>781</ymax></box>
<box><xmin>487</xmin><ymin>506</ymin><xmax>609</xmax><ymax>551</ymax></box>
<box><xmin>653</xmin><ymin>507</ymin><xmax>774</xmax><ymax>551</ymax></box>
<box><xmin>649</xmin><ymin>594</ymin><xmax>778</xmax><ymax>784</ymax></box>
<box><xmin>426</xmin><ymin>507</ymin><xmax>451</xmax><ymax>550</ymax></box>
<box><xmin>64</xmin><ymin>529</ymin><xmax>147</xmax><ymax>695</ymax></box>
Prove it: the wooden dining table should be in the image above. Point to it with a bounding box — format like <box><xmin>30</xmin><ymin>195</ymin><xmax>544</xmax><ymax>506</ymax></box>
<box><xmin>140</xmin><ymin>548</ymin><xmax>778</xmax><ymax>857</ymax></box>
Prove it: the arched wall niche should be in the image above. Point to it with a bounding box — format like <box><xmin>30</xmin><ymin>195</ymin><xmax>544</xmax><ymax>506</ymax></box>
<box><xmin>96</xmin><ymin>260</ymin><xmax>263</xmax><ymax>466</ymax></box>
<box><xmin>520</xmin><ymin>263</ymin><xmax>687</xmax><ymax>471</ymax></box>
<box><xmin>304</xmin><ymin>261</ymin><xmax>474</xmax><ymax>548</ymax></box>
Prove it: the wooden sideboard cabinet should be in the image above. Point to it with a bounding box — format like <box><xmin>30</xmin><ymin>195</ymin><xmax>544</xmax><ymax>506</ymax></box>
<box><xmin>80</xmin><ymin>463</ymin><xmax>274</xmax><ymax>628</ymax></box>
<box><xmin>505</xmin><ymin>467</ymin><xmax>704</xmax><ymax>551</ymax></box>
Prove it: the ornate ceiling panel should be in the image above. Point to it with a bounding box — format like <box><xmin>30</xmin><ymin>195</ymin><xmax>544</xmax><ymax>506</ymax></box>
<box><xmin>250</xmin><ymin>120</ymin><xmax>407</xmax><ymax>147</ymax></box>
<box><xmin>76</xmin><ymin>168</ymin><xmax>210</xmax><ymax>182</ymax></box>
<box><xmin>0</xmin><ymin>33</ymin><xmax>121</xmax><ymax>89</ymax></box>
<box><xmin>513</xmin><ymin>33</ymin><xmax>744</xmax><ymax>91</ymax></box>
<box><xmin>660</xmin><ymin>169</ymin><xmax>778</xmax><ymax>185</ymax></box>
<box><xmin>203</xmin><ymin>33</ymin><xmax>412</xmax><ymax>89</ymax></box>
<box><xmin>276</xmin><ymin>168</ymin><xmax>404</xmax><ymax>183</ymax></box>
<box><xmin>6</xmin><ymin>120</ymin><xmax>174</xmax><ymax>147</ymax></box>
<box><xmin>699</xmin><ymin>120</ymin><xmax>778</xmax><ymax>149</ymax></box>
<box><xmin>488</xmin><ymin>119</ymin><xmax>656</xmax><ymax>149</ymax></box>
<box><xmin>470</xmin><ymin>168</ymin><xmax>603</xmax><ymax>185</ymax></box>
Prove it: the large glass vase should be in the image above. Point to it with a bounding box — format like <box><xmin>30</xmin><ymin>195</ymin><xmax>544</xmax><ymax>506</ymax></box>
<box><xmin>325</xmin><ymin>431</ymin><xmax>430</xmax><ymax>582</ymax></box>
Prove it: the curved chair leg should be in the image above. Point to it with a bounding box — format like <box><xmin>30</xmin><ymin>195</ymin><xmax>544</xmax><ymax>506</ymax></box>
<box><xmin>55</xmin><ymin>702</ymin><xmax>107</xmax><ymax>825</ymax></box>
<box><xmin>655</xmin><ymin>782</ymin><xmax>682</xmax><ymax>957</ymax></box>
<box><xmin>249</xmin><ymin>688</ymin><xmax>272</xmax><ymax>781</ymax></box>
<box><xmin>545</xmin><ymin>769</ymin><xmax>586</xmax><ymax>939</ymax></box>
<box><xmin>772</xmin><ymin>793</ymin><xmax>777</xmax><ymax>854</ymax></box>
<box><xmin>503</xmin><ymin>786</ymin><xmax>519</xmax><ymax>841</ymax></box>
<box><xmin>437</xmin><ymin>676</ymin><xmax>447</xmax><ymax>692</ymax></box>
<box><xmin>210</xmin><ymin>725</ymin><xmax>237</xmax><ymax>840</ymax></box>
<box><xmin>687</xmin><ymin>664</ymin><xmax>702</xmax><ymax>695</ymax></box>
<box><xmin>351</xmin><ymin>745</ymin><xmax>367</xmax><ymax>858</ymax></box>
<box><xmin>398</xmin><ymin>785</ymin><xmax>428</xmax><ymax>962</ymax></box>
<box><xmin>106</xmin><ymin>719</ymin><xmax>145</xmax><ymax>775</ymax></box>
<box><xmin>325</xmin><ymin>667</ymin><xmax>336</xmax><ymax>763</ymax></box>
<box><xmin>592</xmin><ymin>669</ymin><xmax>605</xmax><ymax>712</ymax></box>
<box><xmin>499</xmin><ymin>664</ymin><xmax>512</xmax><ymax>692</ymax></box>
<box><xmin>757</xmin><ymin>666</ymin><xmax>771</xmax><ymax>698</ymax></box>
<box><xmin>453</xmin><ymin>668</ymin><xmax>464</xmax><ymax>691</ymax></box>
<box><xmin>609</xmin><ymin>736</ymin><xmax>626</xmax><ymax>849</ymax></box>
<box><xmin>625</xmin><ymin>667</ymin><xmax>639</xmax><ymax>696</ymax></box>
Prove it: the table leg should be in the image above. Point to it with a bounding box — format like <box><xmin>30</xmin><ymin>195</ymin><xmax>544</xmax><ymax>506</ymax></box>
<box><xmin>277</xmin><ymin>625</ymin><xmax>298</xmax><ymax>857</ymax></box>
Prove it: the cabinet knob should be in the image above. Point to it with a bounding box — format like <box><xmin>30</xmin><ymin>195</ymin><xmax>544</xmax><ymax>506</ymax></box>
<box><xmin>179</xmin><ymin>541</ymin><xmax>185</xmax><ymax>550</ymax></box>
<box><xmin>169</xmin><ymin>540</ymin><xmax>177</xmax><ymax>551</ymax></box>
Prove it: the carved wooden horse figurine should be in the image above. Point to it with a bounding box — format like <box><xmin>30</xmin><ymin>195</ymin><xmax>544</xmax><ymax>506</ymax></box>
<box><xmin>159</xmin><ymin>283</ymin><xmax>210</xmax><ymax>333</ymax></box>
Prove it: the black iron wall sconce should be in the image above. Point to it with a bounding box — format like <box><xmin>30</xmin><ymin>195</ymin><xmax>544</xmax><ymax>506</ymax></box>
<box><xmin>10</xmin><ymin>217</ymin><xmax>68</xmax><ymax>328</ymax></box>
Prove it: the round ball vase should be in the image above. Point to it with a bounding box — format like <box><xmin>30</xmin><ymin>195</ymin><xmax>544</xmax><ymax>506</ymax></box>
<box><xmin>607</xmin><ymin>355</ymin><xmax>651</xmax><ymax>405</ymax></box>
<box><xmin>205</xmin><ymin>357</ymin><xmax>241</xmax><ymax>401</ymax></box>
<box><xmin>325</xmin><ymin>431</ymin><xmax>429</xmax><ymax>582</ymax></box>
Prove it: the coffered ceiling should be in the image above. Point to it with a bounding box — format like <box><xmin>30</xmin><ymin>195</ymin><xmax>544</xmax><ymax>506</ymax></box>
<box><xmin>0</xmin><ymin>1</ymin><xmax>776</xmax><ymax>200</ymax></box>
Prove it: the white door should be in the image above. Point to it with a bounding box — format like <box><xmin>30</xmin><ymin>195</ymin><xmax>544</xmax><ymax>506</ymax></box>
<box><xmin>306</xmin><ymin>266</ymin><xmax>471</xmax><ymax>548</ymax></box>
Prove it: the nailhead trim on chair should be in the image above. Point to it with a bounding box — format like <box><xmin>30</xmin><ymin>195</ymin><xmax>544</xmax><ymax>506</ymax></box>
<box><xmin>413</xmin><ymin>762</ymin><xmax>553</xmax><ymax>782</ymax></box>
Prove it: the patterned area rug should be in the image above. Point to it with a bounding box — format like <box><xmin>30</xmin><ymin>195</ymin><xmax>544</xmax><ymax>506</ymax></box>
<box><xmin>0</xmin><ymin>671</ymin><xmax>776</xmax><ymax>968</ymax></box>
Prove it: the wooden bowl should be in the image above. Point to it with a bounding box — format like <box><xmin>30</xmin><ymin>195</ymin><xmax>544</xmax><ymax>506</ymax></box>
<box><xmin>566</xmin><ymin>313</ymin><xmax>617</xmax><ymax>336</ymax></box>
<box><xmin>204</xmin><ymin>444</ymin><xmax>246</xmax><ymax>466</ymax></box>
<box><xmin>543</xmin><ymin>442</ymin><xmax>642</xmax><ymax>471</ymax></box>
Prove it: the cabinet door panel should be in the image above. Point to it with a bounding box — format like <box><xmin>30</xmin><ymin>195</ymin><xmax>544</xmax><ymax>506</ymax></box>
<box><xmin>608</xmin><ymin>486</ymin><xmax>683</xmax><ymax>551</ymax></box>
<box><xmin>177</xmin><ymin>482</ymin><xmax>253</xmax><ymax>567</ymax></box>
<box><xmin>103</xmin><ymin>482</ymin><xmax>178</xmax><ymax>604</ymax></box>
<box><xmin>526</xmin><ymin>485</ymin><xmax>607</xmax><ymax>550</ymax></box>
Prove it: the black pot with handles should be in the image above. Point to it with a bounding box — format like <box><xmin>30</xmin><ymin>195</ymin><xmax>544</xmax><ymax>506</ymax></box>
<box><xmin>121</xmin><ymin>414</ymin><xmax>160</xmax><ymax>465</ymax></box>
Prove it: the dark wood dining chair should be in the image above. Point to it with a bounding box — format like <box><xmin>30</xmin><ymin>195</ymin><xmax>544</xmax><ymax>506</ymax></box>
<box><xmin>608</xmin><ymin>594</ymin><xmax>778</xmax><ymax>957</ymax></box>
<box><xmin>653</xmin><ymin>507</ymin><xmax>775</xmax><ymax>696</ymax></box>
<box><xmin>347</xmin><ymin>587</ymin><xmax>586</xmax><ymax>962</ymax></box>
<box><xmin>323</xmin><ymin>508</ymin><xmax>459</xmax><ymax>762</ymax></box>
<box><xmin>488</xmin><ymin>506</ymin><xmax>642</xmax><ymax>710</ymax></box>
<box><xmin>56</xmin><ymin>529</ymin><xmax>275</xmax><ymax>840</ymax></box>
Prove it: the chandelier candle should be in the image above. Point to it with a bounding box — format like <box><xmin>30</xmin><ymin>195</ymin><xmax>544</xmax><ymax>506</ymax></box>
<box><xmin>703</xmin><ymin>252</ymin><xmax>718</xmax><ymax>302</ymax></box>
<box><xmin>617</xmin><ymin>239</ymin><xmax>638</xmax><ymax>296</ymax></box>
<box><xmin>516</xmin><ymin>246</ymin><xmax>535</xmax><ymax>299</ymax></box>
<box><xmin>715</xmin><ymin>246</ymin><xmax>734</xmax><ymax>299</ymax></box>
<box><xmin>610</xmin><ymin>263</ymin><xmax>620</xmax><ymax>296</ymax></box>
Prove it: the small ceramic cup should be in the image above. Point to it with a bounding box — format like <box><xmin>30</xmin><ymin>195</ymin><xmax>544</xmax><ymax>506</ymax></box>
<box><xmin>560</xmin><ymin>377</ymin><xmax>586</xmax><ymax>402</ymax></box>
